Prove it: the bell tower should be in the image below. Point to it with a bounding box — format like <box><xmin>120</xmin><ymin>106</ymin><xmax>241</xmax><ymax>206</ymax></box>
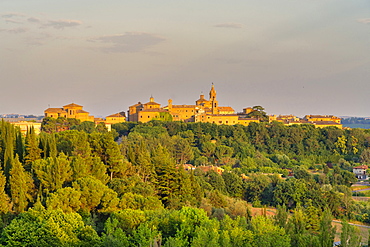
<box><xmin>209</xmin><ymin>83</ymin><xmax>218</xmax><ymax>114</ymax></box>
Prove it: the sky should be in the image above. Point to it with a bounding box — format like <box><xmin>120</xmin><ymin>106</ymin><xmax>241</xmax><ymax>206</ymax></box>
<box><xmin>0</xmin><ymin>0</ymin><xmax>369</xmax><ymax>118</ymax></box>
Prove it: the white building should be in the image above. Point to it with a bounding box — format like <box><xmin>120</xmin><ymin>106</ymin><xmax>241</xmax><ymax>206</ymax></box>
<box><xmin>353</xmin><ymin>165</ymin><xmax>368</xmax><ymax>180</ymax></box>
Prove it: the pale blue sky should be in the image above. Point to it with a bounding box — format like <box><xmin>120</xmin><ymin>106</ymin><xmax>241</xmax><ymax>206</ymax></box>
<box><xmin>1</xmin><ymin>0</ymin><xmax>369</xmax><ymax>117</ymax></box>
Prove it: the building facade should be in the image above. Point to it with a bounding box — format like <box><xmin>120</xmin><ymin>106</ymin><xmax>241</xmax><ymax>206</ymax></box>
<box><xmin>353</xmin><ymin>165</ymin><xmax>368</xmax><ymax>180</ymax></box>
<box><xmin>44</xmin><ymin>103</ymin><xmax>125</xmax><ymax>127</ymax></box>
<box><xmin>128</xmin><ymin>84</ymin><xmax>260</xmax><ymax>126</ymax></box>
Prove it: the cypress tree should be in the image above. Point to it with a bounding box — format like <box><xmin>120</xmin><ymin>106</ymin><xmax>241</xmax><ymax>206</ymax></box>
<box><xmin>10</xmin><ymin>154</ymin><xmax>34</xmax><ymax>213</ymax></box>
<box><xmin>15</xmin><ymin>127</ymin><xmax>24</xmax><ymax>163</ymax></box>
<box><xmin>3</xmin><ymin>123</ymin><xmax>15</xmax><ymax>178</ymax></box>
<box><xmin>24</xmin><ymin>127</ymin><xmax>42</xmax><ymax>171</ymax></box>
<box><xmin>0</xmin><ymin>170</ymin><xmax>10</xmax><ymax>214</ymax></box>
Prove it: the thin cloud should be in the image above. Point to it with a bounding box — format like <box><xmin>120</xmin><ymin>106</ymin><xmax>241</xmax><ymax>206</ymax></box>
<box><xmin>27</xmin><ymin>17</ymin><xmax>41</xmax><ymax>23</ymax></box>
<box><xmin>0</xmin><ymin>27</ymin><xmax>28</xmax><ymax>34</ymax></box>
<box><xmin>25</xmin><ymin>32</ymin><xmax>52</xmax><ymax>46</ymax></box>
<box><xmin>89</xmin><ymin>32</ymin><xmax>166</xmax><ymax>53</ymax></box>
<box><xmin>1</xmin><ymin>12</ymin><xmax>25</xmax><ymax>18</ymax></box>
<box><xmin>214</xmin><ymin>22</ymin><xmax>243</xmax><ymax>29</ymax></box>
<box><xmin>44</xmin><ymin>19</ymin><xmax>82</xmax><ymax>29</ymax></box>
<box><xmin>357</xmin><ymin>18</ymin><xmax>370</xmax><ymax>24</ymax></box>
<box><xmin>4</xmin><ymin>18</ymin><xmax>23</xmax><ymax>24</ymax></box>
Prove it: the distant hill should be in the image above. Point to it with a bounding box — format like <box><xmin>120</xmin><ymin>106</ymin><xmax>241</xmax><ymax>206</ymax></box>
<box><xmin>341</xmin><ymin>117</ymin><xmax>370</xmax><ymax>129</ymax></box>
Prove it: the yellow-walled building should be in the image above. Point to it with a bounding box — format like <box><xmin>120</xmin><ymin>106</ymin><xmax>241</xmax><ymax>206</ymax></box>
<box><xmin>304</xmin><ymin>115</ymin><xmax>341</xmax><ymax>124</ymax></box>
<box><xmin>11</xmin><ymin>121</ymin><xmax>42</xmax><ymax>135</ymax></box>
<box><xmin>127</xmin><ymin>85</ymin><xmax>261</xmax><ymax>126</ymax></box>
<box><xmin>44</xmin><ymin>103</ymin><xmax>95</xmax><ymax>122</ymax></box>
<box><xmin>105</xmin><ymin>112</ymin><xmax>126</xmax><ymax>124</ymax></box>
<box><xmin>312</xmin><ymin>121</ymin><xmax>343</xmax><ymax>129</ymax></box>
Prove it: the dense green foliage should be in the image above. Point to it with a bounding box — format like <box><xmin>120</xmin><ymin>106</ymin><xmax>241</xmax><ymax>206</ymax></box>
<box><xmin>1</xmin><ymin>119</ymin><xmax>370</xmax><ymax>246</ymax></box>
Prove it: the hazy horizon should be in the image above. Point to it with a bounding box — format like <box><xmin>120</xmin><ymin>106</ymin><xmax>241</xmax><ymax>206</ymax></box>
<box><xmin>1</xmin><ymin>1</ymin><xmax>369</xmax><ymax>117</ymax></box>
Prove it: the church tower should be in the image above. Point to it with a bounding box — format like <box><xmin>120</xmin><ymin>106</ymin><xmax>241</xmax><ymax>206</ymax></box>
<box><xmin>209</xmin><ymin>84</ymin><xmax>218</xmax><ymax>114</ymax></box>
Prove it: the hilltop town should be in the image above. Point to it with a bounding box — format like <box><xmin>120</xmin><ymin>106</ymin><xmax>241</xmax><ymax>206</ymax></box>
<box><xmin>2</xmin><ymin>84</ymin><xmax>342</xmax><ymax>133</ymax></box>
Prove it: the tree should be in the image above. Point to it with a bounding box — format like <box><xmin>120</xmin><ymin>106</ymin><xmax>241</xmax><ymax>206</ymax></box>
<box><xmin>72</xmin><ymin>121</ymin><xmax>96</xmax><ymax>133</ymax></box>
<box><xmin>2</xmin><ymin>207</ymin><xmax>101</xmax><ymax>246</ymax></box>
<box><xmin>24</xmin><ymin>127</ymin><xmax>42</xmax><ymax>171</ymax></box>
<box><xmin>46</xmin><ymin>187</ymin><xmax>82</xmax><ymax>213</ymax></box>
<box><xmin>9</xmin><ymin>155</ymin><xmax>34</xmax><ymax>213</ymax></box>
<box><xmin>152</xmin><ymin>145</ymin><xmax>179</xmax><ymax>205</ymax></box>
<box><xmin>101</xmin><ymin>217</ymin><xmax>130</xmax><ymax>247</ymax></box>
<box><xmin>250</xmin><ymin>215</ymin><xmax>290</xmax><ymax>247</ymax></box>
<box><xmin>360</xmin><ymin>148</ymin><xmax>370</xmax><ymax>164</ymax></box>
<box><xmin>274</xmin><ymin>204</ymin><xmax>288</xmax><ymax>229</ymax></box>
<box><xmin>72</xmin><ymin>176</ymin><xmax>119</xmax><ymax>212</ymax></box>
<box><xmin>318</xmin><ymin>208</ymin><xmax>335</xmax><ymax>247</ymax></box>
<box><xmin>32</xmin><ymin>153</ymin><xmax>72</xmax><ymax>193</ymax></box>
<box><xmin>191</xmin><ymin>219</ymin><xmax>220</xmax><ymax>247</ymax></box>
<box><xmin>222</xmin><ymin>172</ymin><xmax>243</xmax><ymax>198</ymax></box>
<box><xmin>335</xmin><ymin>135</ymin><xmax>348</xmax><ymax>155</ymax></box>
<box><xmin>273</xmin><ymin>178</ymin><xmax>308</xmax><ymax>208</ymax></box>
<box><xmin>246</xmin><ymin>106</ymin><xmax>268</xmax><ymax>122</ymax></box>
<box><xmin>153</xmin><ymin>112</ymin><xmax>173</xmax><ymax>121</ymax></box>
<box><xmin>3</xmin><ymin>123</ymin><xmax>14</xmax><ymax>178</ymax></box>
<box><xmin>103</xmin><ymin>135</ymin><xmax>126</xmax><ymax>180</ymax></box>
<box><xmin>0</xmin><ymin>170</ymin><xmax>10</xmax><ymax>214</ymax></box>
<box><xmin>172</xmin><ymin>135</ymin><xmax>194</xmax><ymax>164</ymax></box>
<box><xmin>245</xmin><ymin>174</ymin><xmax>271</xmax><ymax>203</ymax></box>
<box><xmin>15</xmin><ymin>128</ymin><xmax>24</xmax><ymax>163</ymax></box>
<box><xmin>340</xmin><ymin>221</ymin><xmax>361</xmax><ymax>247</ymax></box>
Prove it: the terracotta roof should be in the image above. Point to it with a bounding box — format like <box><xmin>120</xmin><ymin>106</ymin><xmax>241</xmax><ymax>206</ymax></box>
<box><xmin>63</xmin><ymin>103</ymin><xmax>82</xmax><ymax>108</ymax></box>
<box><xmin>208</xmin><ymin>114</ymin><xmax>239</xmax><ymax>117</ymax></box>
<box><xmin>238</xmin><ymin>117</ymin><xmax>259</xmax><ymax>120</ymax></box>
<box><xmin>45</xmin><ymin>108</ymin><xmax>66</xmax><ymax>113</ymax></box>
<box><xmin>311</xmin><ymin>121</ymin><xmax>341</xmax><ymax>125</ymax></box>
<box><xmin>353</xmin><ymin>165</ymin><xmax>368</xmax><ymax>169</ymax></box>
<box><xmin>141</xmin><ymin>109</ymin><xmax>168</xmax><ymax>112</ymax></box>
<box><xmin>218</xmin><ymin>106</ymin><xmax>235</xmax><ymax>112</ymax></box>
<box><xmin>172</xmin><ymin>105</ymin><xmax>196</xmax><ymax>108</ymax></box>
<box><xmin>130</xmin><ymin>102</ymin><xmax>143</xmax><ymax>108</ymax></box>
<box><xmin>76</xmin><ymin>109</ymin><xmax>88</xmax><ymax>114</ymax></box>
<box><xmin>305</xmin><ymin>115</ymin><xmax>339</xmax><ymax>119</ymax></box>
<box><xmin>286</xmin><ymin>120</ymin><xmax>310</xmax><ymax>124</ymax></box>
<box><xmin>144</xmin><ymin>102</ymin><xmax>160</xmax><ymax>105</ymax></box>
<box><xmin>107</xmin><ymin>113</ymin><xmax>125</xmax><ymax>118</ymax></box>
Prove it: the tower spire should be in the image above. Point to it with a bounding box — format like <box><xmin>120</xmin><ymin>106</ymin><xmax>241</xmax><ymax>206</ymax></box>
<box><xmin>209</xmin><ymin>83</ymin><xmax>218</xmax><ymax>114</ymax></box>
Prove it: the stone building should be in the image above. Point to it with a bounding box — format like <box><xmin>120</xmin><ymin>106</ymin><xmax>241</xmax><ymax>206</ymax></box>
<box><xmin>128</xmin><ymin>84</ymin><xmax>260</xmax><ymax>126</ymax></box>
<box><xmin>44</xmin><ymin>103</ymin><xmax>125</xmax><ymax>126</ymax></box>
<box><xmin>44</xmin><ymin>103</ymin><xmax>95</xmax><ymax>122</ymax></box>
